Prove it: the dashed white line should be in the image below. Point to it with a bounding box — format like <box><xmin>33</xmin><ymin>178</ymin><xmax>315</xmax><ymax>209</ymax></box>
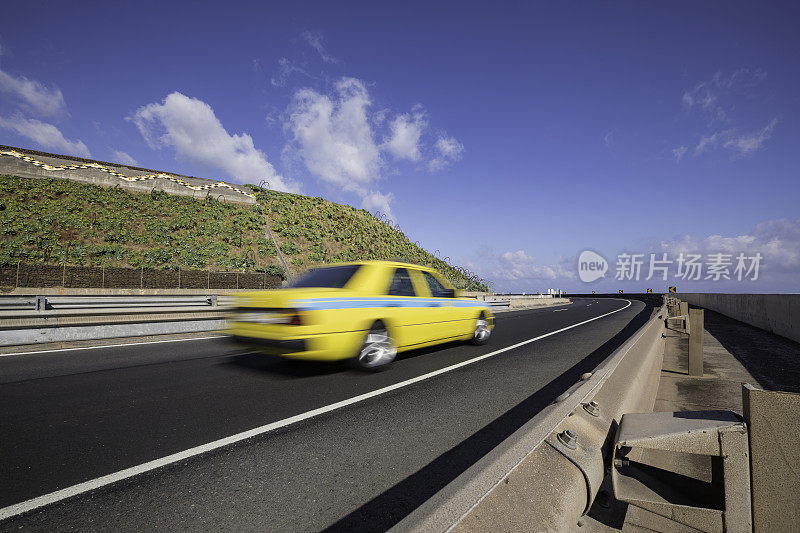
<box><xmin>0</xmin><ymin>300</ymin><xmax>633</xmax><ymax>521</ymax></box>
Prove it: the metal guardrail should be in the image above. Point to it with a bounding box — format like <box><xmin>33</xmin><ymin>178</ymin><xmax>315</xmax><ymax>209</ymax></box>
<box><xmin>392</xmin><ymin>298</ymin><xmax>667</xmax><ymax>532</ymax></box>
<box><xmin>0</xmin><ymin>295</ymin><xmax>232</xmax><ymax>314</ymax></box>
<box><xmin>1</xmin><ymin>295</ymin><xmax>515</xmax><ymax>313</ymax></box>
<box><xmin>0</xmin><ymin>295</ymin><xmax>233</xmax><ymax>348</ymax></box>
<box><xmin>0</xmin><ymin>295</ymin><xmax>219</xmax><ymax>310</ymax></box>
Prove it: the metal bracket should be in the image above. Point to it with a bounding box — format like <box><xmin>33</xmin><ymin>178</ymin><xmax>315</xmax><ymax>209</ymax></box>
<box><xmin>611</xmin><ymin>410</ymin><xmax>751</xmax><ymax>533</ymax></box>
<box><xmin>545</xmin><ymin>426</ymin><xmax>605</xmax><ymax>515</ymax></box>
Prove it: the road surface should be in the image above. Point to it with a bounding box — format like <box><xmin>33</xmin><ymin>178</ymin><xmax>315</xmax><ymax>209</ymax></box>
<box><xmin>0</xmin><ymin>297</ymin><xmax>652</xmax><ymax>531</ymax></box>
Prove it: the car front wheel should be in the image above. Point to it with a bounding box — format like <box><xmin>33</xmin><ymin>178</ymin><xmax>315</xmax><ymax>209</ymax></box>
<box><xmin>471</xmin><ymin>314</ymin><xmax>491</xmax><ymax>345</ymax></box>
<box><xmin>354</xmin><ymin>321</ymin><xmax>397</xmax><ymax>370</ymax></box>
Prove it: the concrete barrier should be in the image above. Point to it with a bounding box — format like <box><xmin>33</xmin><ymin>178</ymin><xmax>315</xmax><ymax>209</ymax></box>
<box><xmin>0</xmin><ymin>319</ymin><xmax>225</xmax><ymax>347</ymax></box>
<box><xmin>0</xmin><ymin>145</ymin><xmax>257</xmax><ymax>205</ymax></box>
<box><xmin>392</xmin><ymin>300</ymin><xmax>666</xmax><ymax>532</ymax></box>
<box><xmin>677</xmin><ymin>293</ymin><xmax>800</xmax><ymax>344</ymax></box>
<box><xmin>478</xmin><ymin>295</ymin><xmax>571</xmax><ymax>310</ymax></box>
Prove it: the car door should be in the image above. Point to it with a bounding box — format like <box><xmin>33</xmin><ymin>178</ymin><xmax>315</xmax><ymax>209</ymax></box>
<box><xmin>384</xmin><ymin>267</ymin><xmax>427</xmax><ymax>347</ymax></box>
<box><xmin>419</xmin><ymin>270</ymin><xmax>463</xmax><ymax>340</ymax></box>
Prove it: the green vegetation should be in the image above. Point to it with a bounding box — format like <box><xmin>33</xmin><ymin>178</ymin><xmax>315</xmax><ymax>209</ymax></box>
<box><xmin>0</xmin><ymin>175</ymin><xmax>490</xmax><ymax>290</ymax></box>
<box><xmin>256</xmin><ymin>188</ymin><xmax>489</xmax><ymax>290</ymax></box>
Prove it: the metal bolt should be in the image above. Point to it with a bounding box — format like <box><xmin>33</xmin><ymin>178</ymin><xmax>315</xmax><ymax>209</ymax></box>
<box><xmin>583</xmin><ymin>400</ymin><xmax>600</xmax><ymax>417</ymax></box>
<box><xmin>557</xmin><ymin>429</ymin><xmax>578</xmax><ymax>449</ymax></box>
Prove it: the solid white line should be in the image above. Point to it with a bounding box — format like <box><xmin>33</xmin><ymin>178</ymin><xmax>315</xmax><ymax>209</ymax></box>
<box><xmin>0</xmin><ymin>335</ymin><xmax>227</xmax><ymax>358</ymax></box>
<box><xmin>0</xmin><ymin>299</ymin><xmax>633</xmax><ymax>521</ymax></box>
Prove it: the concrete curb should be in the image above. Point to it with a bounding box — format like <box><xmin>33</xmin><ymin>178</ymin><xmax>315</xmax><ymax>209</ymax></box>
<box><xmin>0</xmin><ymin>319</ymin><xmax>226</xmax><ymax>348</ymax></box>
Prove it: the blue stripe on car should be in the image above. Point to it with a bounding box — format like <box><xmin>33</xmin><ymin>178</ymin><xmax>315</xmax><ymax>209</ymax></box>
<box><xmin>292</xmin><ymin>297</ymin><xmax>491</xmax><ymax>311</ymax></box>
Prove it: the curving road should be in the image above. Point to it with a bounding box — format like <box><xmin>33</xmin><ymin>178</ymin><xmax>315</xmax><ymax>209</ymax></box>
<box><xmin>0</xmin><ymin>297</ymin><xmax>653</xmax><ymax>531</ymax></box>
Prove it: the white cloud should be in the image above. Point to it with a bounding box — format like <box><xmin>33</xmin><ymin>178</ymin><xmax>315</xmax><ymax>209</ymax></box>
<box><xmin>0</xmin><ymin>115</ymin><xmax>89</xmax><ymax>156</ymax></box>
<box><xmin>283</xmin><ymin>76</ymin><xmax>464</xmax><ymax>217</ymax></box>
<box><xmin>301</xmin><ymin>30</ymin><xmax>338</xmax><ymax>64</ymax></box>
<box><xmin>695</xmin><ymin>130</ymin><xmax>727</xmax><ymax>155</ymax></box>
<box><xmin>129</xmin><ymin>91</ymin><xmax>298</xmax><ymax>192</ymax></box>
<box><xmin>694</xmin><ymin>119</ymin><xmax>776</xmax><ymax>156</ymax></box>
<box><xmin>682</xmin><ymin>69</ymin><xmax>765</xmax><ymax>122</ymax></box>
<box><xmin>655</xmin><ymin>217</ymin><xmax>800</xmax><ymax>281</ymax></box>
<box><xmin>428</xmin><ymin>136</ymin><xmax>465</xmax><ymax>171</ymax></box>
<box><xmin>0</xmin><ymin>66</ymin><xmax>67</xmax><ymax>117</ymax></box>
<box><xmin>468</xmin><ymin>247</ymin><xmax>574</xmax><ymax>291</ymax></box>
<box><xmin>270</xmin><ymin>57</ymin><xmax>314</xmax><ymax>88</ymax></box>
<box><xmin>285</xmin><ymin>77</ymin><xmax>384</xmax><ymax>205</ymax></box>
<box><xmin>672</xmin><ymin>145</ymin><xmax>687</xmax><ymax>161</ymax></box>
<box><xmin>603</xmin><ymin>131</ymin><xmax>614</xmax><ymax>148</ymax></box>
<box><xmin>680</xmin><ymin>69</ymin><xmax>775</xmax><ymax>159</ymax></box>
<box><xmin>112</xmin><ymin>150</ymin><xmax>138</xmax><ymax>166</ymax></box>
<box><xmin>373</xmin><ymin>108</ymin><xmax>390</xmax><ymax>125</ymax></box>
<box><xmin>361</xmin><ymin>190</ymin><xmax>394</xmax><ymax>216</ymax></box>
<box><xmin>383</xmin><ymin>106</ymin><xmax>426</xmax><ymax>161</ymax></box>
<box><xmin>472</xmin><ymin>217</ymin><xmax>800</xmax><ymax>293</ymax></box>
<box><xmin>723</xmin><ymin>118</ymin><xmax>777</xmax><ymax>155</ymax></box>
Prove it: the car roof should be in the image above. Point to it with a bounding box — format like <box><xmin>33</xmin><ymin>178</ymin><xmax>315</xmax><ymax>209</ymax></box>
<box><xmin>315</xmin><ymin>260</ymin><xmax>438</xmax><ymax>272</ymax></box>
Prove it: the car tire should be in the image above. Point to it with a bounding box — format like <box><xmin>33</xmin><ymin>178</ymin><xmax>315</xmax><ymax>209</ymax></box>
<box><xmin>470</xmin><ymin>313</ymin><xmax>491</xmax><ymax>345</ymax></box>
<box><xmin>353</xmin><ymin>321</ymin><xmax>397</xmax><ymax>371</ymax></box>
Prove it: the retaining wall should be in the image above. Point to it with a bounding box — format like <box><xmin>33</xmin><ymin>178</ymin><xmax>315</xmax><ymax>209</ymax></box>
<box><xmin>677</xmin><ymin>293</ymin><xmax>800</xmax><ymax>344</ymax></box>
<box><xmin>0</xmin><ymin>145</ymin><xmax>256</xmax><ymax>205</ymax></box>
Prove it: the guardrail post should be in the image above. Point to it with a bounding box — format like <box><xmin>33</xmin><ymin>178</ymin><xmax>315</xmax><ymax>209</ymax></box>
<box><xmin>679</xmin><ymin>301</ymin><xmax>688</xmax><ymax>318</ymax></box>
<box><xmin>742</xmin><ymin>383</ymin><xmax>800</xmax><ymax>532</ymax></box>
<box><xmin>668</xmin><ymin>297</ymin><xmax>679</xmax><ymax>317</ymax></box>
<box><xmin>688</xmin><ymin>308</ymin><xmax>704</xmax><ymax>376</ymax></box>
<box><xmin>35</xmin><ymin>295</ymin><xmax>47</xmax><ymax>311</ymax></box>
<box><xmin>210</xmin><ymin>294</ymin><xmax>218</xmax><ymax>307</ymax></box>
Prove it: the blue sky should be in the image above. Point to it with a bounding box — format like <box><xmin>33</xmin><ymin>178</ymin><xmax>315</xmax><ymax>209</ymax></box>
<box><xmin>1</xmin><ymin>1</ymin><xmax>798</xmax><ymax>292</ymax></box>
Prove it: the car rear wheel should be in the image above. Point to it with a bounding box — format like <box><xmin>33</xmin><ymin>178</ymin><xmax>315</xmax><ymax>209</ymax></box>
<box><xmin>354</xmin><ymin>321</ymin><xmax>397</xmax><ymax>370</ymax></box>
<box><xmin>471</xmin><ymin>313</ymin><xmax>491</xmax><ymax>345</ymax></box>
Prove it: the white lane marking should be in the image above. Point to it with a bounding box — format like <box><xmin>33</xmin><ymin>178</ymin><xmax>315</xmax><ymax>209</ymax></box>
<box><xmin>0</xmin><ymin>335</ymin><xmax>227</xmax><ymax>358</ymax></box>
<box><xmin>553</xmin><ymin>309</ymin><xmax>567</xmax><ymax>312</ymax></box>
<box><xmin>0</xmin><ymin>299</ymin><xmax>633</xmax><ymax>521</ymax></box>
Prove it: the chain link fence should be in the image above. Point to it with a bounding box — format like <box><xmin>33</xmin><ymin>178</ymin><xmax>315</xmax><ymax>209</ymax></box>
<box><xmin>0</xmin><ymin>263</ymin><xmax>282</xmax><ymax>290</ymax></box>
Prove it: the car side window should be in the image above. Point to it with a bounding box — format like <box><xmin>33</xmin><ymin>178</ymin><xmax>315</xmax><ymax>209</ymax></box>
<box><xmin>388</xmin><ymin>268</ymin><xmax>416</xmax><ymax>296</ymax></box>
<box><xmin>422</xmin><ymin>271</ymin><xmax>450</xmax><ymax>297</ymax></box>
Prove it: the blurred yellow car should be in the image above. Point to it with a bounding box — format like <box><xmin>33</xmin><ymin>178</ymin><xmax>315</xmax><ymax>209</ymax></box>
<box><xmin>227</xmin><ymin>260</ymin><xmax>494</xmax><ymax>369</ymax></box>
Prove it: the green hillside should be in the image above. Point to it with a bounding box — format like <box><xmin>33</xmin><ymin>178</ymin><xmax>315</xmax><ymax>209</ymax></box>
<box><xmin>0</xmin><ymin>175</ymin><xmax>490</xmax><ymax>291</ymax></box>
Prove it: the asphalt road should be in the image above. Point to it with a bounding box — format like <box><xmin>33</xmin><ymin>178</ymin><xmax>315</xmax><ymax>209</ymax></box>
<box><xmin>0</xmin><ymin>297</ymin><xmax>652</xmax><ymax>531</ymax></box>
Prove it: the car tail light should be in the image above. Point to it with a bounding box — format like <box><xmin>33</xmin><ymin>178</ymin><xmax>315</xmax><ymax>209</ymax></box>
<box><xmin>287</xmin><ymin>312</ymin><xmax>303</xmax><ymax>326</ymax></box>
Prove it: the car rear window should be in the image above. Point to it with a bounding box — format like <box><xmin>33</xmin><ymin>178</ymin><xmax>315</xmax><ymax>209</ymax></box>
<box><xmin>422</xmin><ymin>271</ymin><xmax>451</xmax><ymax>297</ymax></box>
<box><xmin>289</xmin><ymin>265</ymin><xmax>361</xmax><ymax>288</ymax></box>
<box><xmin>388</xmin><ymin>268</ymin><xmax>416</xmax><ymax>296</ymax></box>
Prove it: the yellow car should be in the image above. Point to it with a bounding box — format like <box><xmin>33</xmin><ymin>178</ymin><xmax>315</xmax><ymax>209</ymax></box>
<box><xmin>227</xmin><ymin>260</ymin><xmax>494</xmax><ymax>369</ymax></box>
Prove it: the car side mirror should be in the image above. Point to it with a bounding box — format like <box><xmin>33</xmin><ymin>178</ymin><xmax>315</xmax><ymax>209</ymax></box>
<box><xmin>440</xmin><ymin>289</ymin><xmax>455</xmax><ymax>298</ymax></box>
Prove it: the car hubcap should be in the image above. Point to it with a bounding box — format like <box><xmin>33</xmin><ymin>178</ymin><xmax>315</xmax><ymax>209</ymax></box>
<box><xmin>358</xmin><ymin>329</ymin><xmax>397</xmax><ymax>367</ymax></box>
<box><xmin>474</xmin><ymin>318</ymin><xmax>490</xmax><ymax>342</ymax></box>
